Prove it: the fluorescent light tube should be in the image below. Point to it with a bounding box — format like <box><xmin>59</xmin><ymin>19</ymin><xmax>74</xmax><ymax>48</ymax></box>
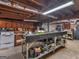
<box><xmin>43</xmin><ymin>1</ymin><xmax>74</xmax><ymax>15</ymax></box>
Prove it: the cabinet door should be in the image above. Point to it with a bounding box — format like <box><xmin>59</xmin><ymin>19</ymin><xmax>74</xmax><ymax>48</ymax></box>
<box><xmin>0</xmin><ymin>32</ymin><xmax>14</xmax><ymax>44</ymax></box>
<box><xmin>0</xmin><ymin>43</ymin><xmax>14</xmax><ymax>49</ymax></box>
<box><xmin>6</xmin><ymin>21</ymin><xmax>11</xmax><ymax>28</ymax></box>
<box><xmin>0</xmin><ymin>21</ymin><xmax>6</xmax><ymax>28</ymax></box>
<box><xmin>12</xmin><ymin>22</ymin><xmax>17</xmax><ymax>28</ymax></box>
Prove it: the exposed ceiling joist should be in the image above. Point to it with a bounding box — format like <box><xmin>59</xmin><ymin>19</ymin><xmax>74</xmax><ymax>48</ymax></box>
<box><xmin>13</xmin><ymin>0</ymin><xmax>43</xmax><ymax>10</ymax></box>
<box><xmin>0</xmin><ymin>3</ymin><xmax>55</xmax><ymax>21</ymax></box>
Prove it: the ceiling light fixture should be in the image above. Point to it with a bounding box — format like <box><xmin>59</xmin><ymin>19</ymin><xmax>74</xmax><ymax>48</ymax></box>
<box><xmin>43</xmin><ymin>1</ymin><xmax>74</xmax><ymax>15</ymax></box>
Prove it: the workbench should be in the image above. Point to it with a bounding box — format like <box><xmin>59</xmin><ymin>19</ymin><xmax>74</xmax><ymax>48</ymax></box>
<box><xmin>22</xmin><ymin>31</ymin><xmax>67</xmax><ymax>59</ymax></box>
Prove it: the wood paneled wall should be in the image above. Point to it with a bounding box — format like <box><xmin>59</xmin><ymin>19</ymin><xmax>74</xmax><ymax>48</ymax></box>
<box><xmin>0</xmin><ymin>19</ymin><xmax>36</xmax><ymax>30</ymax></box>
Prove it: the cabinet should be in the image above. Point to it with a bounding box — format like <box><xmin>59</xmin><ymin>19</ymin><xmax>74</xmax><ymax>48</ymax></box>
<box><xmin>0</xmin><ymin>32</ymin><xmax>14</xmax><ymax>49</ymax></box>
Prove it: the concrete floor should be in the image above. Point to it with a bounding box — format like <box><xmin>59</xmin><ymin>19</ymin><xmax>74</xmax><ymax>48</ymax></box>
<box><xmin>0</xmin><ymin>46</ymin><xmax>23</xmax><ymax>59</ymax></box>
<box><xmin>46</xmin><ymin>40</ymin><xmax>79</xmax><ymax>59</ymax></box>
<box><xmin>0</xmin><ymin>40</ymin><xmax>79</xmax><ymax>59</ymax></box>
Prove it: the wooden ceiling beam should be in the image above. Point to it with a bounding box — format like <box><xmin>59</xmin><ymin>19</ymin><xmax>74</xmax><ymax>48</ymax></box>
<box><xmin>61</xmin><ymin>11</ymin><xmax>79</xmax><ymax>20</ymax></box>
<box><xmin>74</xmin><ymin>0</ymin><xmax>79</xmax><ymax>10</ymax></box>
<box><xmin>0</xmin><ymin>3</ymin><xmax>51</xmax><ymax>21</ymax></box>
<box><xmin>14</xmin><ymin>0</ymin><xmax>43</xmax><ymax>9</ymax></box>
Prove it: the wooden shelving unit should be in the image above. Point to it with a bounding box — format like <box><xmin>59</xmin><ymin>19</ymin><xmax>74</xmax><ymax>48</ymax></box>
<box><xmin>0</xmin><ymin>19</ymin><xmax>37</xmax><ymax>46</ymax></box>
